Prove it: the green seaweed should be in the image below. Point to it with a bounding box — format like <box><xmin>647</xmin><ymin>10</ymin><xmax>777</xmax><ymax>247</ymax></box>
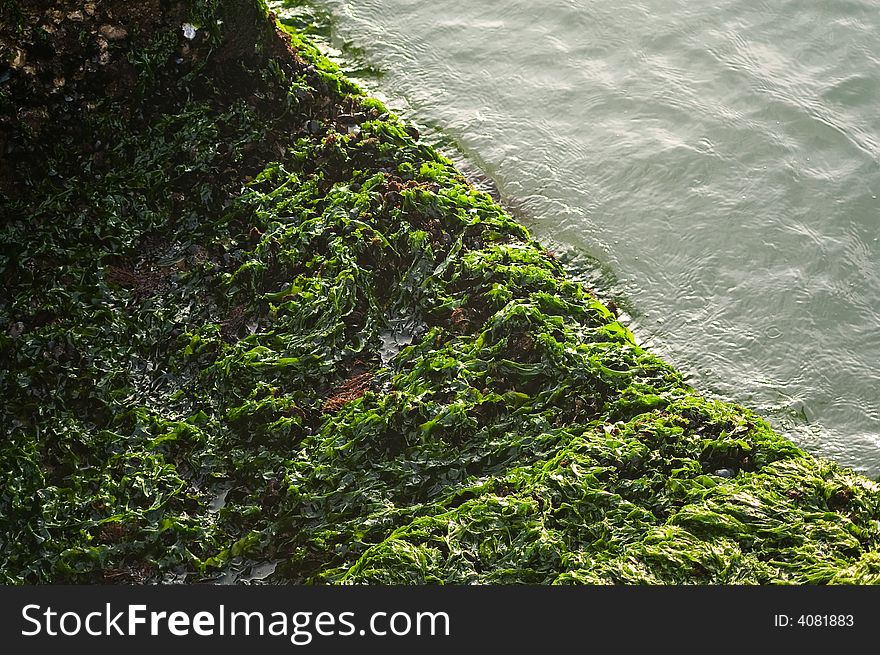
<box><xmin>2</xmin><ymin>0</ymin><xmax>880</xmax><ymax>585</ymax></box>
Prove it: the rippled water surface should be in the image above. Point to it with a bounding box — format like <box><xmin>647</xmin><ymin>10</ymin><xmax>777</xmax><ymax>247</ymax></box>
<box><xmin>277</xmin><ymin>0</ymin><xmax>880</xmax><ymax>475</ymax></box>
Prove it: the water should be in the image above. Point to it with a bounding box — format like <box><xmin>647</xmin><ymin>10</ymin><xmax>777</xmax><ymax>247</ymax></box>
<box><xmin>274</xmin><ymin>1</ymin><xmax>880</xmax><ymax>476</ymax></box>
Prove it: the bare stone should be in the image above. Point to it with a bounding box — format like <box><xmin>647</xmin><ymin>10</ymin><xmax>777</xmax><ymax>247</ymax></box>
<box><xmin>99</xmin><ymin>24</ymin><xmax>128</xmax><ymax>41</ymax></box>
<box><xmin>11</xmin><ymin>48</ymin><xmax>26</xmax><ymax>69</ymax></box>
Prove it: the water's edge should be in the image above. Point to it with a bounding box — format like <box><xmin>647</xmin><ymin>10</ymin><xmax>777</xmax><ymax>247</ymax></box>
<box><xmin>277</xmin><ymin>0</ymin><xmax>880</xmax><ymax>478</ymax></box>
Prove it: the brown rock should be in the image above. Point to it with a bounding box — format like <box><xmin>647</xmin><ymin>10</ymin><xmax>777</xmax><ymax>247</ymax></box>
<box><xmin>99</xmin><ymin>24</ymin><xmax>128</xmax><ymax>41</ymax></box>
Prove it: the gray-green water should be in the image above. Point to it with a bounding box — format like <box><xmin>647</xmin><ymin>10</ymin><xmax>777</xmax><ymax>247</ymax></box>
<box><xmin>276</xmin><ymin>0</ymin><xmax>880</xmax><ymax>476</ymax></box>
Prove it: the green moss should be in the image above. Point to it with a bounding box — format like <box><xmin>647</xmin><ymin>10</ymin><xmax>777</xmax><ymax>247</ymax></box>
<box><xmin>0</xmin><ymin>0</ymin><xmax>24</xmax><ymax>33</ymax></box>
<box><xmin>2</xmin><ymin>0</ymin><xmax>880</xmax><ymax>584</ymax></box>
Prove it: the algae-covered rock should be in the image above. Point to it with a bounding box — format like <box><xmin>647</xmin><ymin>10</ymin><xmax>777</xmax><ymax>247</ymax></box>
<box><xmin>1</xmin><ymin>0</ymin><xmax>879</xmax><ymax>584</ymax></box>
